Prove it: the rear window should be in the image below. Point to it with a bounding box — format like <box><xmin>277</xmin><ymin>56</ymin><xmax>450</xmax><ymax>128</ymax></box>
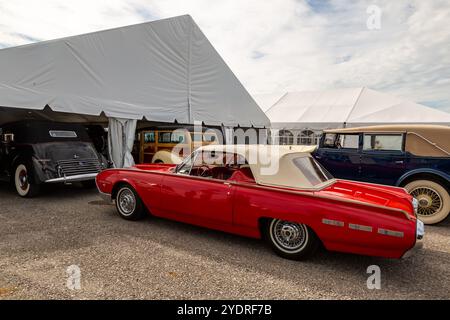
<box><xmin>292</xmin><ymin>156</ymin><xmax>333</xmax><ymax>186</ymax></box>
<box><xmin>363</xmin><ymin>134</ymin><xmax>403</xmax><ymax>151</ymax></box>
<box><xmin>49</xmin><ymin>130</ymin><xmax>77</xmax><ymax>138</ymax></box>
<box><xmin>2</xmin><ymin>122</ymin><xmax>90</xmax><ymax>143</ymax></box>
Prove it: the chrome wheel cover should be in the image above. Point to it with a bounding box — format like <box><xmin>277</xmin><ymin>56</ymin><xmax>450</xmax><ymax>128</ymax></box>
<box><xmin>18</xmin><ymin>169</ymin><xmax>29</xmax><ymax>191</ymax></box>
<box><xmin>411</xmin><ymin>187</ymin><xmax>443</xmax><ymax>217</ymax></box>
<box><xmin>117</xmin><ymin>188</ymin><xmax>136</xmax><ymax>216</ymax></box>
<box><xmin>15</xmin><ymin>164</ymin><xmax>30</xmax><ymax>196</ymax></box>
<box><xmin>270</xmin><ymin>220</ymin><xmax>308</xmax><ymax>253</ymax></box>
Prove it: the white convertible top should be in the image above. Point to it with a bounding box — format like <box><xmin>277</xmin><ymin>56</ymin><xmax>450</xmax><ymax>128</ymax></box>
<box><xmin>198</xmin><ymin>144</ymin><xmax>332</xmax><ymax>190</ymax></box>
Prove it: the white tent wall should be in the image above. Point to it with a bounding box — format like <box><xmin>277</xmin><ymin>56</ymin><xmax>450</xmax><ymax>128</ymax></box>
<box><xmin>258</xmin><ymin>87</ymin><xmax>450</xmax><ymax>146</ymax></box>
<box><xmin>0</xmin><ymin>15</ymin><xmax>269</xmax><ymax>167</ymax></box>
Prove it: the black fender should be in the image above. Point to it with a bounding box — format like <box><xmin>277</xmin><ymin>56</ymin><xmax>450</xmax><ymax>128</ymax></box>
<box><xmin>396</xmin><ymin>168</ymin><xmax>450</xmax><ymax>189</ymax></box>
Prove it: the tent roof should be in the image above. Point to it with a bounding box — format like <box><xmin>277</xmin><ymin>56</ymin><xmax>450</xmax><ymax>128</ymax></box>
<box><xmin>0</xmin><ymin>15</ymin><xmax>269</xmax><ymax>128</ymax></box>
<box><xmin>256</xmin><ymin>87</ymin><xmax>450</xmax><ymax>130</ymax></box>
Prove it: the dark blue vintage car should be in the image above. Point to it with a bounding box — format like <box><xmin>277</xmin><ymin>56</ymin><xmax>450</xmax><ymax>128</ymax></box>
<box><xmin>313</xmin><ymin>125</ymin><xmax>450</xmax><ymax>225</ymax></box>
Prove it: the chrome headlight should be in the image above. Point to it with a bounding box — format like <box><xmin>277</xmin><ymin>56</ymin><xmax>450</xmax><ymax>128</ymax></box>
<box><xmin>412</xmin><ymin>198</ymin><xmax>419</xmax><ymax>214</ymax></box>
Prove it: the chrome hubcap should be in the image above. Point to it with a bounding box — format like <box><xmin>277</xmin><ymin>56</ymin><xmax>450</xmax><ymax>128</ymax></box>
<box><xmin>118</xmin><ymin>189</ymin><xmax>136</xmax><ymax>215</ymax></box>
<box><xmin>18</xmin><ymin>169</ymin><xmax>28</xmax><ymax>191</ymax></box>
<box><xmin>411</xmin><ymin>187</ymin><xmax>442</xmax><ymax>216</ymax></box>
<box><xmin>272</xmin><ymin>220</ymin><xmax>307</xmax><ymax>251</ymax></box>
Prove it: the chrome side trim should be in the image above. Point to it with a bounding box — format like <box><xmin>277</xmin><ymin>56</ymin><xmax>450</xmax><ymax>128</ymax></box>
<box><xmin>378</xmin><ymin>228</ymin><xmax>404</xmax><ymax>238</ymax></box>
<box><xmin>322</xmin><ymin>219</ymin><xmax>344</xmax><ymax>227</ymax></box>
<box><xmin>45</xmin><ymin>173</ymin><xmax>98</xmax><ymax>183</ymax></box>
<box><xmin>349</xmin><ymin>223</ymin><xmax>372</xmax><ymax>232</ymax></box>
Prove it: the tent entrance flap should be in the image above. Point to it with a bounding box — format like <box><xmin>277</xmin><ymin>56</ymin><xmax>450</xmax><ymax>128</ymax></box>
<box><xmin>108</xmin><ymin>118</ymin><xmax>137</xmax><ymax>168</ymax></box>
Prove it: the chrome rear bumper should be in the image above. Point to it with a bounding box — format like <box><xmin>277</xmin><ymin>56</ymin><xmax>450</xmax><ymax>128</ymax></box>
<box><xmin>402</xmin><ymin>219</ymin><xmax>424</xmax><ymax>258</ymax></box>
<box><xmin>98</xmin><ymin>191</ymin><xmax>112</xmax><ymax>203</ymax></box>
<box><xmin>45</xmin><ymin>173</ymin><xmax>98</xmax><ymax>183</ymax></box>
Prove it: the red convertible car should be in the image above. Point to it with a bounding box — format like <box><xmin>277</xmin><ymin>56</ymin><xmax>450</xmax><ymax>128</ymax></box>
<box><xmin>96</xmin><ymin>145</ymin><xmax>424</xmax><ymax>260</ymax></box>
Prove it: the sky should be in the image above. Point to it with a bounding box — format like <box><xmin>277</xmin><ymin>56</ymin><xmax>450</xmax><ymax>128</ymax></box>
<box><xmin>0</xmin><ymin>0</ymin><xmax>449</xmax><ymax>112</ymax></box>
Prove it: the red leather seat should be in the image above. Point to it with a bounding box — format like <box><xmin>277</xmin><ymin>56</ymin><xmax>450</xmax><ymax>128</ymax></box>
<box><xmin>211</xmin><ymin>166</ymin><xmax>234</xmax><ymax>180</ymax></box>
<box><xmin>228</xmin><ymin>167</ymin><xmax>256</xmax><ymax>183</ymax></box>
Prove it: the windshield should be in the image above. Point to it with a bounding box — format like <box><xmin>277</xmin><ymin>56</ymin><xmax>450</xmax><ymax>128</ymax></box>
<box><xmin>292</xmin><ymin>156</ymin><xmax>333</xmax><ymax>186</ymax></box>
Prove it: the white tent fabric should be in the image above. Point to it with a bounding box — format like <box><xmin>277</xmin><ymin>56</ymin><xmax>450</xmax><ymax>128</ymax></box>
<box><xmin>0</xmin><ymin>15</ymin><xmax>269</xmax><ymax>128</ymax></box>
<box><xmin>257</xmin><ymin>87</ymin><xmax>450</xmax><ymax>130</ymax></box>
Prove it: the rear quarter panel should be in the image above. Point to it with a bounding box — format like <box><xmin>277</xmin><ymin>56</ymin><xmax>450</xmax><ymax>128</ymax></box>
<box><xmin>232</xmin><ymin>184</ymin><xmax>416</xmax><ymax>258</ymax></box>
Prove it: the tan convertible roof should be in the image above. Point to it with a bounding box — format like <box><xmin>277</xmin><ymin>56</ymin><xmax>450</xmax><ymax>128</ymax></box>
<box><xmin>324</xmin><ymin>125</ymin><xmax>450</xmax><ymax>157</ymax></box>
<box><xmin>198</xmin><ymin>144</ymin><xmax>331</xmax><ymax>189</ymax></box>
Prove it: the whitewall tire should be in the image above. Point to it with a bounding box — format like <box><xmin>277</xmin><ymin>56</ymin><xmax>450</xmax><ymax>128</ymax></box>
<box><xmin>404</xmin><ymin>180</ymin><xmax>450</xmax><ymax>225</ymax></box>
<box><xmin>264</xmin><ymin>219</ymin><xmax>319</xmax><ymax>260</ymax></box>
<box><xmin>14</xmin><ymin>163</ymin><xmax>40</xmax><ymax>198</ymax></box>
<box><xmin>115</xmin><ymin>185</ymin><xmax>146</xmax><ymax>221</ymax></box>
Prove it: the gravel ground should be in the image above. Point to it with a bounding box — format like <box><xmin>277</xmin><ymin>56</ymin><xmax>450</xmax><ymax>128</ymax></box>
<box><xmin>0</xmin><ymin>182</ymin><xmax>449</xmax><ymax>300</ymax></box>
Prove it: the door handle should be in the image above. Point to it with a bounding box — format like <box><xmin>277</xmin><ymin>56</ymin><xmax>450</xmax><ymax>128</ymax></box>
<box><xmin>224</xmin><ymin>182</ymin><xmax>233</xmax><ymax>187</ymax></box>
<box><xmin>395</xmin><ymin>160</ymin><xmax>404</xmax><ymax>164</ymax></box>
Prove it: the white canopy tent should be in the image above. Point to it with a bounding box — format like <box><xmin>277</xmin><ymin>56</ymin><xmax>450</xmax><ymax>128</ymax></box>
<box><xmin>254</xmin><ymin>87</ymin><xmax>450</xmax><ymax>145</ymax></box>
<box><xmin>0</xmin><ymin>15</ymin><xmax>269</xmax><ymax>166</ymax></box>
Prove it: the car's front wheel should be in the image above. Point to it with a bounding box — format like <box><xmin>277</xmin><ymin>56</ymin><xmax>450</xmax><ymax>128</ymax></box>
<box><xmin>115</xmin><ymin>185</ymin><xmax>146</xmax><ymax>220</ymax></box>
<box><xmin>404</xmin><ymin>179</ymin><xmax>450</xmax><ymax>225</ymax></box>
<box><xmin>264</xmin><ymin>219</ymin><xmax>319</xmax><ymax>260</ymax></box>
<box><xmin>14</xmin><ymin>163</ymin><xmax>40</xmax><ymax>197</ymax></box>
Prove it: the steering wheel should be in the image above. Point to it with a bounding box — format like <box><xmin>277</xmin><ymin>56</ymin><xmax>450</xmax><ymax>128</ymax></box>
<box><xmin>198</xmin><ymin>165</ymin><xmax>210</xmax><ymax>177</ymax></box>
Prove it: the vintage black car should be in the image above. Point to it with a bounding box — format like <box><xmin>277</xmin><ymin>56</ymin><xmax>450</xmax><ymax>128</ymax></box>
<box><xmin>0</xmin><ymin>121</ymin><xmax>107</xmax><ymax>197</ymax></box>
<box><xmin>313</xmin><ymin>125</ymin><xmax>450</xmax><ymax>225</ymax></box>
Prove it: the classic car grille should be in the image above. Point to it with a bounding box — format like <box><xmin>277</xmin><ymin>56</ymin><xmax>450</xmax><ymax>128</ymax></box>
<box><xmin>57</xmin><ymin>158</ymin><xmax>102</xmax><ymax>177</ymax></box>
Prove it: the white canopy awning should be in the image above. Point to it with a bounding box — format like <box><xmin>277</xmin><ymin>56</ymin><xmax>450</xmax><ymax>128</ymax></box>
<box><xmin>0</xmin><ymin>15</ymin><xmax>269</xmax><ymax>128</ymax></box>
<box><xmin>255</xmin><ymin>87</ymin><xmax>450</xmax><ymax>130</ymax></box>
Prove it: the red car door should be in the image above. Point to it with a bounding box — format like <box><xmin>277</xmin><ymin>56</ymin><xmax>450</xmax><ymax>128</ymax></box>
<box><xmin>159</xmin><ymin>174</ymin><xmax>234</xmax><ymax>225</ymax></box>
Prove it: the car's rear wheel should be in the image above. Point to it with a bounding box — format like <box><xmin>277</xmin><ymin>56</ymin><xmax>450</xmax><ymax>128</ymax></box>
<box><xmin>14</xmin><ymin>163</ymin><xmax>40</xmax><ymax>197</ymax></box>
<box><xmin>264</xmin><ymin>219</ymin><xmax>319</xmax><ymax>260</ymax></box>
<box><xmin>404</xmin><ymin>180</ymin><xmax>450</xmax><ymax>225</ymax></box>
<box><xmin>115</xmin><ymin>185</ymin><xmax>146</xmax><ymax>220</ymax></box>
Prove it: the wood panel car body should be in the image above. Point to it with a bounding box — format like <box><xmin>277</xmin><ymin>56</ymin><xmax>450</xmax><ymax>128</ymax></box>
<box><xmin>96</xmin><ymin>145</ymin><xmax>424</xmax><ymax>260</ymax></box>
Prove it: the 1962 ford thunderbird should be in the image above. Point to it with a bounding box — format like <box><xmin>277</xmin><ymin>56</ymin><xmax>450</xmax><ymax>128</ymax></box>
<box><xmin>96</xmin><ymin>145</ymin><xmax>424</xmax><ymax>260</ymax></box>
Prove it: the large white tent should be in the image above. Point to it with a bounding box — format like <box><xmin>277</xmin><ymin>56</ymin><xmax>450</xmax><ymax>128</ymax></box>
<box><xmin>0</xmin><ymin>15</ymin><xmax>269</xmax><ymax>166</ymax></box>
<box><xmin>254</xmin><ymin>87</ymin><xmax>450</xmax><ymax>145</ymax></box>
<box><xmin>255</xmin><ymin>87</ymin><xmax>450</xmax><ymax>129</ymax></box>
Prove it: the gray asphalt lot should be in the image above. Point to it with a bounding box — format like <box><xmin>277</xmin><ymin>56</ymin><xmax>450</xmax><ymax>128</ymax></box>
<box><xmin>0</xmin><ymin>182</ymin><xmax>449</xmax><ymax>299</ymax></box>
